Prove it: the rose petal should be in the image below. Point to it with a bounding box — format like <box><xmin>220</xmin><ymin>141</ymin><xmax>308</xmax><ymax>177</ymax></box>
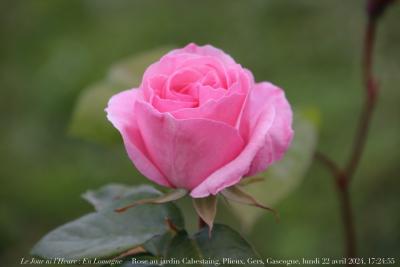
<box><xmin>165</xmin><ymin>67</ymin><xmax>202</xmax><ymax>100</ymax></box>
<box><xmin>169</xmin><ymin>43</ymin><xmax>236</xmax><ymax>65</ymax></box>
<box><xmin>172</xmin><ymin>93</ymin><xmax>246</xmax><ymax>127</ymax></box>
<box><xmin>145</xmin><ymin>56</ymin><xmax>227</xmax><ymax>91</ymax></box>
<box><xmin>200</xmin><ymin>70</ymin><xmax>221</xmax><ymax>88</ymax></box>
<box><xmin>105</xmin><ymin>89</ymin><xmax>172</xmax><ymax>187</ymax></box>
<box><xmin>245</xmin><ymin>82</ymin><xmax>294</xmax><ymax>176</ymax></box>
<box><xmin>198</xmin><ymin>85</ymin><xmax>226</xmax><ymax>104</ymax></box>
<box><xmin>190</xmin><ymin>104</ymin><xmax>276</xmax><ymax>198</ymax></box>
<box><xmin>134</xmin><ymin>100</ymin><xmax>245</xmax><ymax>191</ymax></box>
<box><xmin>152</xmin><ymin>95</ymin><xmax>197</xmax><ymax>113</ymax></box>
<box><xmin>142</xmin><ymin>54</ymin><xmax>193</xmax><ymax>79</ymax></box>
<box><xmin>142</xmin><ymin>74</ymin><xmax>167</xmax><ymax>102</ymax></box>
<box><xmin>226</xmin><ymin>67</ymin><xmax>254</xmax><ymax>95</ymax></box>
<box><xmin>179</xmin><ymin>57</ymin><xmax>229</xmax><ymax>89</ymax></box>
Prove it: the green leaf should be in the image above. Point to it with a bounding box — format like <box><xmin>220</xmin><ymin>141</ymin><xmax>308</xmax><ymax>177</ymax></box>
<box><xmin>68</xmin><ymin>46</ymin><xmax>173</xmax><ymax>144</ymax></box>
<box><xmin>82</xmin><ymin>184</ymin><xmax>183</xmax><ymax>260</ymax></box>
<box><xmin>230</xmin><ymin>110</ymin><xmax>318</xmax><ymax>229</ymax></box>
<box><xmin>142</xmin><ymin>231</ymin><xmax>175</xmax><ymax>257</ymax></box>
<box><xmin>31</xmin><ymin>185</ymin><xmax>184</xmax><ymax>260</ymax></box>
<box><xmin>166</xmin><ymin>224</ymin><xmax>264</xmax><ymax>267</ymax></box>
<box><xmin>115</xmin><ymin>225</ymin><xmax>264</xmax><ymax>266</ymax></box>
<box><xmin>82</xmin><ymin>184</ymin><xmax>160</xmax><ymax>211</ymax></box>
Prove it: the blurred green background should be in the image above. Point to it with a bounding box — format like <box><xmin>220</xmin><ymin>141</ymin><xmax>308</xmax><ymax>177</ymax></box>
<box><xmin>1</xmin><ymin>0</ymin><xmax>399</xmax><ymax>266</ymax></box>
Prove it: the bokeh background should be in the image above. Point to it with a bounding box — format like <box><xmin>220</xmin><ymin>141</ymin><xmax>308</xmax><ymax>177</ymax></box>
<box><xmin>1</xmin><ymin>0</ymin><xmax>399</xmax><ymax>266</ymax></box>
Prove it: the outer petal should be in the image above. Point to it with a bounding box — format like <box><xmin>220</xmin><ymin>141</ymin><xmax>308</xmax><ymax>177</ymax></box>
<box><xmin>169</xmin><ymin>43</ymin><xmax>236</xmax><ymax>65</ymax></box>
<box><xmin>245</xmin><ymin>82</ymin><xmax>294</xmax><ymax>176</ymax></box>
<box><xmin>142</xmin><ymin>52</ymin><xmax>227</xmax><ymax>85</ymax></box>
<box><xmin>105</xmin><ymin>89</ymin><xmax>172</xmax><ymax>187</ymax></box>
<box><xmin>190</xmin><ymin>96</ymin><xmax>276</xmax><ymax>198</ymax></box>
<box><xmin>134</xmin><ymin>100</ymin><xmax>245</xmax><ymax>191</ymax></box>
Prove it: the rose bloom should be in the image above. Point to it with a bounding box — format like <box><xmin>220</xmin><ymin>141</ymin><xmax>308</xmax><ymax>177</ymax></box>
<box><xmin>106</xmin><ymin>43</ymin><xmax>293</xmax><ymax>198</ymax></box>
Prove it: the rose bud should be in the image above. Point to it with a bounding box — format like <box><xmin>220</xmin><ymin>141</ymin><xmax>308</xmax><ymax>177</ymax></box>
<box><xmin>367</xmin><ymin>0</ymin><xmax>396</xmax><ymax>21</ymax></box>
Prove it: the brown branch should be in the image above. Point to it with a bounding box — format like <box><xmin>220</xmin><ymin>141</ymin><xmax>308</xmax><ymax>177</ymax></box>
<box><xmin>338</xmin><ymin>187</ymin><xmax>357</xmax><ymax>258</ymax></box>
<box><xmin>345</xmin><ymin>19</ymin><xmax>378</xmax><ymax>180</ymax></box>
<box><xmin>315</xmin><ymin>151</ymin><xmax>355</xmax><ymax>257</ymax></box>
<box><xmin>315</xmin><ymin>151</ymin><xmax>343</xmax><ymax>181</ymax></box>
<box><xmin>314</xmin><ymin>0</ymin><xmax>395</xmax><ymax>260</ymax></box>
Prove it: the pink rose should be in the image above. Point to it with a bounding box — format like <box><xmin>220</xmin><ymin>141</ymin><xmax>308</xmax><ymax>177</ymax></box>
<box><xmin>106</xmin><ymin>43</ymin><xmax>293</xmax><ymax>198</ymax></box>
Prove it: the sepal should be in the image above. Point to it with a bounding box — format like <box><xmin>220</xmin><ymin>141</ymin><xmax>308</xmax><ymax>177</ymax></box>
<box><xmin>115</xmin><ymin>188</ymin><xmax>188</xmax><ymax>212</ymax></box>
<box><xmin>192</xmin><ymin>195</ymin><xmax>218</xmax><ymax>236</ymax></box>
<box><xmin>222</xmin><ymin>185</ymin><xmax>279</xmax><ymax>222</ymax></box>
